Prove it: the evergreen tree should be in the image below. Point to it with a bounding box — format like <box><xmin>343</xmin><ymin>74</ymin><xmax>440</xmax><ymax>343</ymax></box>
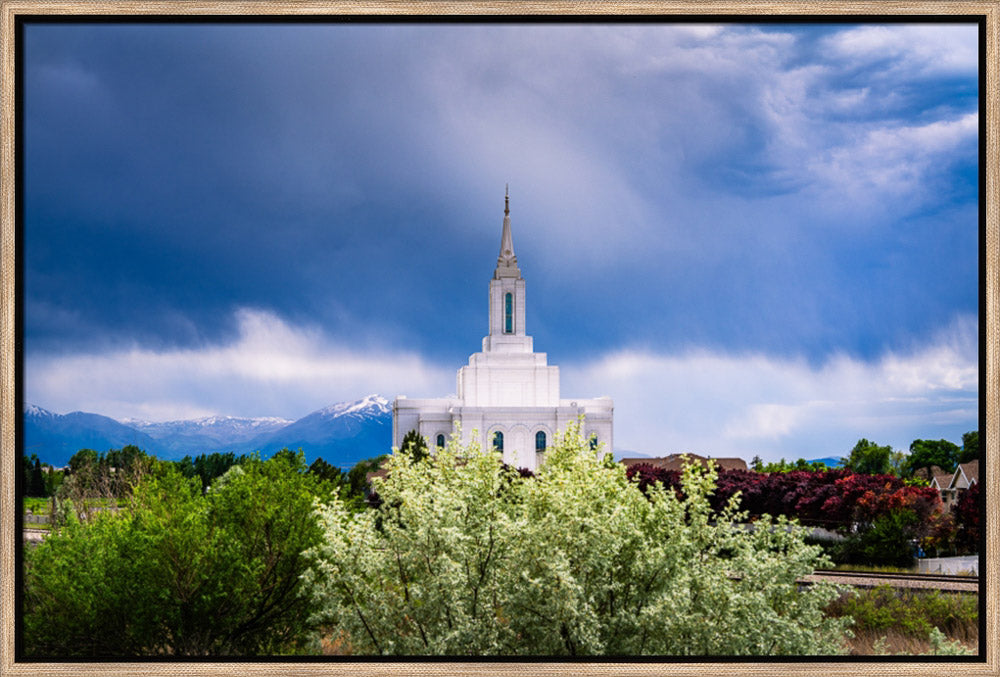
<box><xmin>28</xmin><ymin>457</ymin><xmax>46</xmax><ymax>497</ymax></box>
<box><xmin>400</xmin><ymin>429</ymin><xmax>429</xmax><ymax>462</ymax></box>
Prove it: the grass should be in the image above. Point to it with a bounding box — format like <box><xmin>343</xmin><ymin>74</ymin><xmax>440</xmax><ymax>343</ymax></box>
<box><xmin>825</xmin><ymin>585</ymin><xmax>978</xmax><ymax>655</ymax></box>
<box><xmin>23</xmin><ymin>496</ymin><xmax>53</xmax><ymax>514</ymax></box>
<box><xmin>23</xmin><ymin>496</ymin><xmax>124</xmax><ymax>533</ymax></box>
<box><xmin>829</xmin><ymin>563</ymin><xmax>915</xmax><ymax>574</ymax></box>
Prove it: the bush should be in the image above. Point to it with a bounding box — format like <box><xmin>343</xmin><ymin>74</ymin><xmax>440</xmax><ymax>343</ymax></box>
<box><xmin>827</xmin><ymin>585</ymin><xmax>977</xmax><ymax>642</ymax></box>
<box><xmin>23</xmin><ymin>451</ymin><xmax>331</xmax><ymax>656</ymax></box>
<box><xmin>304</xmin><ymin>422</ymin><xmax>850</xmax><ymax>656</ymax></box>
<box><xmin>832</xmin><ymin>511</ymin><xmax>920</xmax><ymax>568</ymax></box>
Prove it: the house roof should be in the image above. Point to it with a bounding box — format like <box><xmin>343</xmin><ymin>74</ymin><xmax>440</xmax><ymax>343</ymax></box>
<box><xmin>930</xmin><ymin>472</ymin><xmax>953</xmax><ymax>490</ymax></box>
<box><xmin>620</xmin><ymin>454</ymin><xmax>747</xmax><ymax>472</ymax></box>
<box><xmin>951</xmin><ymin>459</ymin><xmax>979</xmax><ymax>490</ymax></box>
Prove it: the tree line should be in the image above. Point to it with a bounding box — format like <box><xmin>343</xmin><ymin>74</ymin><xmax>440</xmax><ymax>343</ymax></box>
<box><xmin>22</xmin><ymin>427</ymin><xmax>979</xmax><ymax>657</ymax></box>
<box><xmin>749</xmin><ymin>431</ymin><xmax>979</xmax><ymax>477</ymax></box>
<box><xmin>21</xmin><ymin>428</ymin><xmax>860</xmax><ymax>657</ymax></box>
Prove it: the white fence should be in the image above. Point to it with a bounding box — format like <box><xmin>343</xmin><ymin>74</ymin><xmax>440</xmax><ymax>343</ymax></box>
<box><xmin>916</xmin><ymin>555</ymin><xmax>978</xmax><ymax>575</ymax></box>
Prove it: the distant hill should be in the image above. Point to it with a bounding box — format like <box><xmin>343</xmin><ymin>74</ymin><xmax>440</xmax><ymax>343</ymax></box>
<box><xmin>807</xmin><ymin>457</ymin><xmax>844</xmax><ymax>468</ymax></box>
<box><xmin>243</xmin><ymin>395</ymin><xmax>393</xmax><ymax>468</ymax></box>
<box><xmin>23</xmin><ymin>395</ymin><xmax>393</xmax><ymax>468</ymax></box>
<box><xmin>24</xmin><ymin>405</ymin><xmax>162</xmax><ymax>465</ymax></box>
<box><xmin>612</xmin><ymin>449</ymin><xmax>651</xmax><ymax>462</ymax></box>
<box><xmin>121</xmin><ymin>413</ymin><xmax>293</xmax><ymax>457</ymax></box>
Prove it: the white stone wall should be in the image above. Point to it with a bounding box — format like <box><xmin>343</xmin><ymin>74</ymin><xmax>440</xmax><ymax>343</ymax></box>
<box><xmin>458</xmin><ymin>351</ymin><xmax>560</xmax><ymax>408</ymax></box>
<box><xmin>393</xmin><ymin>397</ymin><xmax>613</xmax><ymax>472</ymax></box>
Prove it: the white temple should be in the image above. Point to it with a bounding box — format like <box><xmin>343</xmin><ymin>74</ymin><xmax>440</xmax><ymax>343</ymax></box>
<box><xmin>393</xmin><ymin>190</ymin><xmax>613</xmax><ymax>471</ymax></box>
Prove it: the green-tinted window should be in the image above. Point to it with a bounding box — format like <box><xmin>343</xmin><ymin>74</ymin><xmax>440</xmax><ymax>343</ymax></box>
<box><xmin>535</xmin><ymin>431</ymin><xmax>546</xmax><ymax>452</ymax></box>
<box><xmin>436</xmin><ymin>434</ymin><xmax>445</xmax><ymax>448</ymax></box>
<box><xmin>589</xmin><ymin>435</ymin><xmax>599</xmax><ymax>450</ymax></box>
<box><xmin>493</xmin><ymin>431</ymin><xmax>504</xmax><ymax>452</ymax></box>
<box><xmin>504</xmin><ymin>293</ymin><xmax>513</xmax><ymax>334</ymax></box>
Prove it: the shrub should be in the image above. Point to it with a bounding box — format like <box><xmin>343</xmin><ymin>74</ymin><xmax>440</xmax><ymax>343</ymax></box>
<box><xmin>304</xmin><ymin>422</ymin><xmax>850</xmax><ymax>656</ymax></box>
<box><xmin>23</xmin><ymin>451</ymin><xmax>331</xmax><ymax>656</ymax></box>
<box><xmin>826</xmin><ymin>585</ymin><xmax>977</xmax><ymax>644</ymax></box>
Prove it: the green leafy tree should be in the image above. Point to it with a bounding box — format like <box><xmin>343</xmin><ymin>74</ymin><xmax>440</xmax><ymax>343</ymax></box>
<box><xmin>347</xmin><ymin>454</ymin><xmax>389</xmax><ymax>500</ymax></box>
<box><xmin>759</xmin><ymin>458</ymin><xmax>827</xmax><ymax>473</ymax></box>
<box><xmin>24</xmin><ymin>451</ymin><xmax>331</xmax><ymax>656</ymax></box>
<box><xmin>834</xmin><ymin>511</ymin><xmax>921</xmax><ymax>568</ymax></box>
<box><xmin>43</xmin><ymin>465</ymin><xmax>63</xmax><ymax>497</ymax></box>
<box><xmin>57</xmin><ymin>446</ymin><xmax>156</xmax><ymax>523</ymax></box>
<box><xmin>888</xmin><ymin>450</ymin><xmax>909</xmax><ymax>477</ymax></box>
<box><xmin>308</xmin><ymin>456</ymin><xmax>344</xmax><ymax>484</ymax></box>
<box><xmin>906</xmin><ymin>439</ymin><xmax>960</xmax><ymax>477</ymax></box>
<box><xmin>304</xmin><ymin>422</ymin><xmax>850</xmax><ymax>656</ymax></box>
<box><xmin>959</xmin><ymin>431</ymin><xmax>979</xmax><ymax>464</ymax></box>
<box><xmin>842</xmin><ymin>439</ymin><xmax>893</xmax><ymax>475</ymax></box>
<box><xmin>175</xmin><ymin>451</ymin><xmax>246</xmax><ymax>492</ymax></box>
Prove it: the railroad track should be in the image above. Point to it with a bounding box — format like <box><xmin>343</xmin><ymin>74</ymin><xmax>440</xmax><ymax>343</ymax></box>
<box><xmin>807</xmin><ymin>569</ymin><xmax>979</xmax><ymax>592</ymax></box>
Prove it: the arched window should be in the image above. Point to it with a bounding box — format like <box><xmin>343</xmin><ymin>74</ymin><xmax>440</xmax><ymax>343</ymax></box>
<box><xmin>535</xmin><ymin>431</ymin><xmax>547</xmax><ymax>452</ymax></box>
<box><xmin>436</xmin><ymin>434</ymin><xmax>445</xmax><ymax>448</ymax></box>
<box><xmin>589</xmin><ymin>435</ymin><xmax>599</xmax><ymax>450</ymax></box>
<box><xmin>504</xmin><ymin>293</ymin><xmax>513</xmax><ymax>334</ymax></box>
<box><xmin>493</xmin><ymin>431</ymin><xmax>504</xmax><ymax>452</ymax></box>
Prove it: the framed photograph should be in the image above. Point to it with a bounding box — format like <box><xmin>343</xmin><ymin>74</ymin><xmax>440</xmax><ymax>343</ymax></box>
<box><xmin>2</xmin><ymin>2</ymin><xmax>996</xmax><ymax>675</ymax></box>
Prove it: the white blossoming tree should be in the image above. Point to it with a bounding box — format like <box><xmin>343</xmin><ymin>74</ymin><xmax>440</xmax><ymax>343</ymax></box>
<box><xmin>303</xmin><ymin>422</ymin><xmax>851</xmax><ymax>656</ymax></box>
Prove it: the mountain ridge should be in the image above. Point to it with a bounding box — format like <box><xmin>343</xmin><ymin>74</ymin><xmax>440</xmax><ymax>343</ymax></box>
<box><xmin>23</xmin><ymin>395</ymin><xmax>393</xmax><ymax>468</ymax></box>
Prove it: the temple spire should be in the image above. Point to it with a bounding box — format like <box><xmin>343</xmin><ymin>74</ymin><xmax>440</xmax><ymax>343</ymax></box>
<box><xmin>495</xmin><ymin>186</ymin><xmax>520</xmax><ymax>278</ymax></box>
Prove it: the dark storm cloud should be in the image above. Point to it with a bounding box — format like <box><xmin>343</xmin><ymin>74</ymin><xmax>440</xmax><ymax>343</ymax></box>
<box><xmin>23</xmin><ymin>23</ymin><xmax>980</xmax><ymax>454</ymax></box>
<box><xmin>24</xmin><ymin>24</ymin><xmax>488</xmax><ymax>358</ymax></box>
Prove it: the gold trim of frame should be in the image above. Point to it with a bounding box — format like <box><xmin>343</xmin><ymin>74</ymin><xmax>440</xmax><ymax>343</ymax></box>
<box><xmin>1</xmin><ymin>3</ymin><xmax>997</xmax><ymax>676</ymax></box>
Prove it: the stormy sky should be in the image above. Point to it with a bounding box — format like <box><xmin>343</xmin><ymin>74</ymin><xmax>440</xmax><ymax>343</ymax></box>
<box><xmin>22</xmin><ymin>20</ymin><xmax>980</xmax><ymax>460</ymax></box>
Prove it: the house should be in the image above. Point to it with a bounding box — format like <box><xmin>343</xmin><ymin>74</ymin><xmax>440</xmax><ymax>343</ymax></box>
<box><xmin>620</xmin><ymin>453</ymin><xmax>748</xmax><ymax>473</ymax></box>
<box><xmin>933</xmin><ymin>460</ymin><xmax>979</xmax><ymax>513</ymax></box>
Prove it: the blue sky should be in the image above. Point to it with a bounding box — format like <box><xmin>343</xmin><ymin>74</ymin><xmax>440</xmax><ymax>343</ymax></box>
<box><xmin>22</xmin><ymin>21</ymin><xmax>980</xmax><ymax>461</ymax></box>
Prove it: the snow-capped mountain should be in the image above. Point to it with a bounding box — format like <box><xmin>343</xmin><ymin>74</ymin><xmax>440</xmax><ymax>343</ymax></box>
<box><xmin>23</xmin><ymin>396</ymin><xmax>393</xmax><ymax>468</ymax></box>
<box><xmin>124</xmin><ymin>414</ymin><xmax>293</xmax><ymax>439</ymax></box>
<box><xmin>312</xmin><ymin>394</ymin><xmax>391</xmax><ymax>419</ymax></box>
<box><xmin>24</xmin><ymin>404</ymin><xmax>162</xmax><ymax>466</ymax></box>
<box><xmin>246</xmin><ymin>395</ymin><xmax>392</xmax><ymax>468</ymax></box>
<box><xmin>121</xmin><ymin>414</ymin><xmax>294</xmax><ymax>455</ymax></box>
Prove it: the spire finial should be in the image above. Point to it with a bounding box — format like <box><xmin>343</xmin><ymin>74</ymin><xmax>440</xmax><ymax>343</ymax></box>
<box><xmin>495</xmin><ymin>183</ymin><xmax>519</xmax><ymax>278</ymax></box>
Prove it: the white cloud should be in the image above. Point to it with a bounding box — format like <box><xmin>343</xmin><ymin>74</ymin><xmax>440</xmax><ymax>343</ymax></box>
<box><xmin>823</xmin><ymin>25</ymin><xmax>979</xmax><ymax>74</ymax></box>
<box><xmin>563</xmin><ymin>315</ymin><xmax>978</xmax><ymax>461</ymax></box>
<box><xmin>25</xmin><ymin>308</ymin><xmax>455</xmax><ymax>421</ymax></box>
<box><xmin>25</xmin><ymin>307</ymin><xmax>978</xmax><ymax>463</ymax></box>
<box><xmin>807</xmin><ymin>113</ymin><xmax>977</xmax><ymax>198</ymax></box>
